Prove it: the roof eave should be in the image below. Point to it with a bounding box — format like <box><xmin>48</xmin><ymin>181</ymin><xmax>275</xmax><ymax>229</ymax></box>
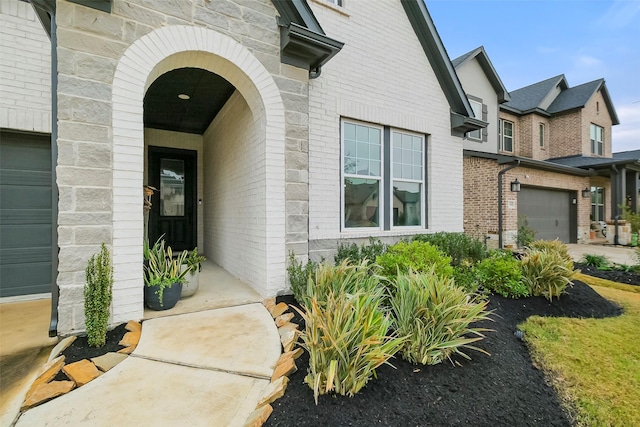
<box><xmin>464</xmin><ymin>150</ymin><xmax>594</xmax><ymax>176</ymax></box>
<box><xmin>278</xmin><ymin>21</ymin><xmax>344</xmax><ymax>72</ymax></box>
<box><xmin>451</xmin><ymin>113</ymin><xmax>487</xmax><ymax>137</ymax></box>
<box><xmin>596</xmin><ymin>81</ymin><xmax>620</xmax><ymax>125</ymax></box>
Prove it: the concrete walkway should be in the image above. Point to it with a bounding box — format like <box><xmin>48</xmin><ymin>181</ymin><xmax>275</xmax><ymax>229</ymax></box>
<box><xmin>15</xmin><ymin>303</ymin><xmax>282</xmax><ymax>426</ymax></box>
<box><xmin>566</xmin><ymin>243</ymin><xmax>638</xmax><ymax>265</ymax></box>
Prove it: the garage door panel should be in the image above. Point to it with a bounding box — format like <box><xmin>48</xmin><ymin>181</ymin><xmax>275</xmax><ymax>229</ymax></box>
<box><xmin>0</xmin><ymin>131</ymin><xmax>52</xmax><ymax>297</ymax></box>
<box><xmin>518</xmin><ymin>187</ymin><xmax>573</xmax><ymax>243</ymax></box>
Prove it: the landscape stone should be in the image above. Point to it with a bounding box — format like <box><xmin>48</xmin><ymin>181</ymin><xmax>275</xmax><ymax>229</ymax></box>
<box><xmin>48</xmin><ymin>336</ymin><xmax>76</xmax><ymax>362</ymax></box>
<box><xmin>262</xmin><ymin>297</ymin><xmax>276</xmax><ymax>311</ymax></box>
<box><xmin>117</xmin><ymin>346</ymin><xmax>135</xmax><ymax>354</ymax></box>
<box><xmin>279</xmin><ymin>328</ymin><xmax>298</xmax><ymax>352</ymax></box>
<box><xmin>125</xmin><ymin>320</ymin><xmax>142</xmax><ymax>333</ymax></box>
<box><xmin>62</xmin><ymin>359</ymin><xmax>101</xmax><ymax>386</ymax></box>
<box><xmin>257</xmin><ymin>376</ymin><xmax>289</xmax><ymax>407</ymax></box>
<box><xmin>91</xmin><ymin>352</ymin><xmax>128</xmax><ymax>372</ymax></box>
<box><xmin>31</xmin><ymin>355</ymin><xmax>65</xmax><ymax>388</ymax></box>
<box><xmin>119</xmin><ymin>331</ymin><xmax>141</xmax><ymax>348</ymax></box>
<box><xmin>278</xmin><ymin>322</ymin><xmax>298</xmax><ymax>336</ymax></box>
<box><xmin>274</xmin><ymin>313</ymin><xmax>294</xmax><ymax>327</ymax></box>
<box><xmin>271</xmin><ymin>355</ymin><xmax>297</xmax><ymax>382</ymax></box>
<box><xmin>282</xmin><ymin>347</ymin><xmax>304</xmax><ymax>361</ymax></box>
<box><xmin>268</xmin><ymin>302</ymin><xmax>288</xmax><ymax>318</ymax></box>
<box><xmin>243</xmin><ymin>403</ymin><xmax>273</xmax><ymax>427</ymax></box>
<box><xmin>21</xmin><ymin>381</ymin><xmax>75</xmax><ymax>411</ymax></box>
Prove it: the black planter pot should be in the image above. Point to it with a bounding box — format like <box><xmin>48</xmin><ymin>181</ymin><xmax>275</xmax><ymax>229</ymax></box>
<box><xmin>144</xmin><ymin>282</ymin><xmax>183</xmax><ymax>311</ymax></box>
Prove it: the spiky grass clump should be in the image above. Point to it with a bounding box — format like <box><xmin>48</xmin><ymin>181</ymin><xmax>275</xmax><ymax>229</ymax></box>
<box><xmin>529</xmin><ymin>239</ymin><xmax>573</xmax><ymax>263</ymax></box>
<box><xmin>304</xmin><ymin>259</ymin><xmax>383</xmax><ymax>307</ymax></box>
<box><xmin>521</xmin><ymin>248</ymin><xmax>577</xmax><ymax>301</ymax></box>
<box><xmin>297</xmin><ymin>288</ymin><xmax>405</xmax><ymax>404</ymax></box>
<box><xmin>389</xmin><ymin>270</ymin><xmax>492</xmax><ymax>365</ymax></box>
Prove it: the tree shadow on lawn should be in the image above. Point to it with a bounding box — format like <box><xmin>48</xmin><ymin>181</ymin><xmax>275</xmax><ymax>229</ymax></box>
<box><xmin>267</xmin><ymin>281</ymin><xmax>622</xmax><ymax>427</ymax></box>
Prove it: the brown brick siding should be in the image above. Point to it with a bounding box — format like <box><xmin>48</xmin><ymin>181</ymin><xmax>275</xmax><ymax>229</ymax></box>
<box><xmin>464</xmin><ymin>156</ymin><xmax>592</xmax><ymax>245</ymax></box>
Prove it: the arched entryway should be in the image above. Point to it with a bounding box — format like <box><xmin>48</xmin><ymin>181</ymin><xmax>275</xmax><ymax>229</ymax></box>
<box><xmin>111</xmin><ymin>26</ymin><xmax>286</xmax><ymax>324</ymax></box>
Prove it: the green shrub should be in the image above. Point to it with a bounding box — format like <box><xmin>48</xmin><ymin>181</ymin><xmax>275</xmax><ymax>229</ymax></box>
<box><xmin>581</xmin><ymin>254</ymin><xmax>611</xmax><ymax>270</ymax></box>
<box><xmin>413</xmin><ymin>232</ymin><xmax>486</xmax><ymax>266</ymax></box>
<box><xmin>529</xmin><ymin>239</ymin><xmax>572</xmax><ymax>263</ymax></box>
<box><xmin>451</xmin><ymin>265</ymin><xmax>482</xmax><ymax>294</ymax></box>
<box><xmin>334</xmin><ymin>237</ymin><xmax>386</xmax><ymax>265</ymax></box>
<box><xmin>521</xmin><ymin>248</ymin><xmax>577</xmax><ymax>301</ymax></box>
<box><xmin>306</xmin><ymin>260</ymin><xmax>383</xmax><ymax>307</ymax></box>
<box><xmin>517</xmin><ymin>216</ymin><xmax>536</xmax><ymax>248</ymax></box>
<box><xmin>296</xmin><ymin>289</ymin><xmax>405</xmax><ymax>403</ymax></box>
<box><xmin>621</xmin><ymin>205</ymin><xmax>640</xmax><ymax>234</ymax></box>
<box><xmin>376</xmin><ymin>241</ymin><xmax>454</xmax><ymax>279</ymax></box>
<box><xmin>287</xmin><ymin>252</ymin><xmax>317</xmax><ymax>305</ymax></box>
<box><xmin>475</xmin><ymin>251</ymin><xmax>527</xmax><ymax>298</ymax></box>
<box><xmin>84</xmin><ymin>243</ymin><xmax>113</xmax><ymax>347</ymax></box>
<box><xmin>389</xmin><ymin>270</ymin><xmax>492</xmax><ymax>365</ymax></box>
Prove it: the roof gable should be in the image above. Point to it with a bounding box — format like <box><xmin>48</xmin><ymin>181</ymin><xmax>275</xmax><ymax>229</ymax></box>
<box><xmin>452</xmin><ymin>46</ymin><xmax>510</xmax><ymax>103</ymax></box>
<box><xmin>503</xmin><ymin>75</ymin><xmax>567</xmax><ymax>113</ymax></box>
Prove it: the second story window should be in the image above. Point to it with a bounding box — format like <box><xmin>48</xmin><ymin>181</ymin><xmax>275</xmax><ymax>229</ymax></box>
<box><xmin>326</xmin><ymin>0</ymin><xmax>343</xmax><ymax>6</ymax></box>
<box><xmin>590</xmin><ymin>123</ymin><xmax>603</xmax><ymax>155</ymax></box>
<box><xmin>468</xmin><ymin>100</ymin><xmax>482</xmax><ymax>140</ymax></box>
<box><xmin>539</xmin><ymin>123</ymin><xmax>545</xmax><ymax>147</ymax></box>
<box><xmin>499</xmin><ymin>119</ymin><xmax>514</xmax><ymax>153</ymax></box>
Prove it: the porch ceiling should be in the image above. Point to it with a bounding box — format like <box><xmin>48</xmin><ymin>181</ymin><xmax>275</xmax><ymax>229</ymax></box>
<box><xmin>144</xmin><ymin>67</ymin><xmax>235</xmax><ymax>135</ymax></box>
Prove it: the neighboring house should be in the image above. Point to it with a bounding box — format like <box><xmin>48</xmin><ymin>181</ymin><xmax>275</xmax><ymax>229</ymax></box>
<box><xmin>0</xmin><ymin>0</ymin><xmax>482</xmax><ymax>335</ymax></box>
<box><xmin>454</xmin><ymin>46</ymin><xmax>638</xmax><ymax>247</ymax></box>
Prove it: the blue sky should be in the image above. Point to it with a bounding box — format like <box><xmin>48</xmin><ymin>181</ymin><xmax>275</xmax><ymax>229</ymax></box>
<box><xmin>427</xmin><ymin>0</ymin><xmax>640</xmax><ymax>152</ymax></box>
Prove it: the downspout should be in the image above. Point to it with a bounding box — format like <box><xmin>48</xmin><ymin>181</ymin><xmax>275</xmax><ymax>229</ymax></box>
<box><xmin>498</xmin><ymin>160</ymin><xmax>520</xmax><ymax>249</ymax></box>
<box><xmin>309</xmin><ymin>66</ymin><xmax>322</xmax><ymax>79</ymax></box>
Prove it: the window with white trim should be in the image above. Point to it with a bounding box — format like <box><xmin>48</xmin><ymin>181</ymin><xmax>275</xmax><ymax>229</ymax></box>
<box><xmin>590</xmin><ymin>123</ymin><xmax>603</xmax><ymax>155</ymax></box>
<box><xmin>499</xmin><ymin>119</ymin><xmax>514</xmax><ymax>152</ymax></box>
<box><xmin>539</xmin><ymin>123</ymin><xmax>545</xmax><ymax>147</ymax></box>
<box><xmin>392</xmin><ymin>130</ymin><xmax>424</xmax><ymax>227</ymax></box>
<box><xmin>468</xmin><ymin>100</ymin><xmax>482</xmax><ymax>140</ymax></box>
<box><xmin>343</xmin><ymin>121</ymin><xmax>382</xmax><ymax>229</ymax></box>
<box><xmin>591</xmin><ymin>186</ymin><xmax>604</xmax><ymax>221</ymax></box>
<box><xmin>341</xmin><ymin>119</ymin><xmax>427</xmax><ymax>230</ymax></box>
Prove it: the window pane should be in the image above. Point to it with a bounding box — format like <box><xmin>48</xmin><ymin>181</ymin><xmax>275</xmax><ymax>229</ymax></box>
<box><xmin>412</xmin><ymin>137</ymin><xmax>421</xmax><ymax>152</ymax></box>
<box><xmin>344</xmin><ymin>139</ymin><xmax>356</xmax><ymax>157</ymax></box>
<box><xmin>403</xmin><ymin>164</ymin><xmax>412</xmax><ymax>179</ymax></box>
<box><xmin>393</xmin><ymin>163</ymin><xmax>401</xmax><ymax>178</ymax></box>
<box><xmin>357</xmin><ymin>141</ymin><xmax>369</xmax><ymax>158</ymax></box>
<box><xmin>402</xmin><ymin>149</ymin><xmax>411</xmax><ymax>165</ymax></box>
<box><xmin>413</xmin><ymin>166</ymin><xmax>422</xmax><ymax>180</ymax></box>
<box><xmin>371</xmin><ymin>144</ymin><xmax>380</xmax><ymax>160</ymax></box>
<box><xmin>356</xmin><ymin>159</ymin><xmax>369</xmax><ymax>175</ymax></box>
<box><xmin>356</xmin><ymin>124</ymin><xmax>369</xmax><ymax>142</ymax></box>
<box><xmin>413</xmin><ymin>150</ymin><xmax>422</xmax><ymax>166</ymax></box>
<box><xmin>160</xmin><ymin>159</ymin><xmax>185</xmax><ymax>217</ymax></box>
<box><xmin>369</xmin><ymin>128</ymin><xmax>380</xmax><ymax>144</ymax></box>
<box><xmin>393</xmin><ymin>182</ymin><xmax>421</xmax><ymax>226</ymax></box>
<box><xmin>344</xmin><ymin>156</ymin><xmax>356</xmax><ymax>174</ymax></box>
<box><xmin>344</xmin><ymin>177</ymin><xmax>379</xmax><ymax>228</ymax></box>
<box><xmin>370</xmin><ymin>160</ymin><xmax>380</xmax><ymax>176</ymax></box>
<box><xmin>344</xmin><ymin>122</ymin><xmax>356</xmax><ymax>141</ymax></box>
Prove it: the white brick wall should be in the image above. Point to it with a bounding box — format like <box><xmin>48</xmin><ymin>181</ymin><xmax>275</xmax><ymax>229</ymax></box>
<box><xmin>0</xmin><ymin>0</ymin><xmax>51</xmax><ymax>133</ymax></box>
<box><xmin>307</xmin><ymin>0</ymin><xmax>464</xmax><ymax>242</ymax></box>
<box><xmin>203</xmin><ymin>91</ymin><xmax>269</xmax><ymax>292</ymax></box>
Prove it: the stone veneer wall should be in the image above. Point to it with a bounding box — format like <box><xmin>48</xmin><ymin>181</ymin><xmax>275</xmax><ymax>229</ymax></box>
<box><xmin>55</xmin><ymin>0</ymin><xmax>308</xmax><ymax>333</ymax></box>
<box><xmin>463</xmin><ymin>156</ymin><xmax>591</xmax><ymax>246</ymax></box>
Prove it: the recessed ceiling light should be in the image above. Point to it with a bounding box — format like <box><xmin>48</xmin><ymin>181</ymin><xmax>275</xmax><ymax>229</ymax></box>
<box><xmin>178</xmin><ymin>94</ymin><xmax>190</xmax><ymax>100</ymax></box>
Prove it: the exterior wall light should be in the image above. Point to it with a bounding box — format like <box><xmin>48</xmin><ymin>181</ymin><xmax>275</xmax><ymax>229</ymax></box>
<box><xmin>510</xmin><ymin>179</ymin><xmax>521</xmax><ymax>192</ymax></box>
<box><xmin>582</xmin><ymin>187</ymin><xmax>591</xmax><ymax>198</ymax></box>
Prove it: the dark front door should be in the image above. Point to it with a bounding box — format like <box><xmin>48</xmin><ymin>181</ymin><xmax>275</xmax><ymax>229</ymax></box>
<box><xmin>148</xmin><ymin>147</ymin><xmax>197</xmax><ymax>252</ymax></box>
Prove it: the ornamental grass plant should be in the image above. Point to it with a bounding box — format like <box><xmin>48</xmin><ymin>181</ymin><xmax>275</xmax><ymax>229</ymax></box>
<box><xmin>521</xmin><ymin>248</ymin><xmax>578</xmax><ymax>301</ymax></box>
<box><xmin>389</xmin><ymin>270</ymin><xmax>492</xmax><ymax>365</ymax></box>
<box><xmin>296</xmin><ymin>287</ymin><xmax>406</xmax><ymax>404</ymax></box>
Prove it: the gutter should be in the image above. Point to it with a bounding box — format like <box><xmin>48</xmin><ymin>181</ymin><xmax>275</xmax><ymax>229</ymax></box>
<box><xmin>498</xmin><ymin>160</ymin><xmax>520</xmax><ymax>249</ymax></box>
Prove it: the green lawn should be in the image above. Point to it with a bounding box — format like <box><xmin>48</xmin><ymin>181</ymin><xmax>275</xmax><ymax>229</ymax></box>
<box><xmin>520</xmin><ymin>285</ymin><xmax>640</xmax><ymax>426</ymax></box>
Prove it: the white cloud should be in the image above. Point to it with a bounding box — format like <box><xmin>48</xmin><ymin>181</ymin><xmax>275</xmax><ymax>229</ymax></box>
<box><xmin>612</xmin><ymin>103</ymin><xmax>640</xmax><ymax>152</ymax></box>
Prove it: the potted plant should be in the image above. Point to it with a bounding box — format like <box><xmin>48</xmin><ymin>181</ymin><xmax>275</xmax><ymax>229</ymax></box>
<box><xmin>144</xmin><ymin>239</ymin><xmax>189</xmax><ymax>310</ymax></box>
<box><xmin>181</xmin><ymin>248</ymin><xmax>206</xmax><ymax>298</ymax></box>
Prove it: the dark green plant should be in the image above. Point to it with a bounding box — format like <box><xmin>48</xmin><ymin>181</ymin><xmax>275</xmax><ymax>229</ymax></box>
<box><xmin>521</xmin><ymin>248</ymin><xmax>577</xmax><ymax>301</ymax></box>
<box><xmin>287</xmin><ymin>252</ymin><xmax>318</xmax><ymax>304</ymax></box>
<box><xmin>84</xmin><ymin>243</ymin><xmax>113</xmax><ymax>347</ymax></box>
<box><xmin>581</xmin><ymin>254</ymin><xmax>611</xmax><ymax>270</ymax></box>
<box><xmin>376</xmin><ymin>241</ymin><xmax>454</xmax><ymax>279</ymax></box>
<box><xmin>334</xmin><ymin>237</ymin><xmax>387</xmax><ymax>265</ymax></box>
<box><xmin>413</xmin><ymin>232</ymin><xmax>486</xmax><ymax>266</ymax></box>
<box><xmin>476</xmin><ymin>251</ymin><xmax>527</xmax><ymax>298</ymax></box>
<box><xmin>389</xmin><ymin>270</ymin><xmax>492</xmax><ymax>365</ymax></box>
<box><xmin>451</xmin><ymin>265</ymin><xmax>482</xmax><ymax>294</ymax></box>
<box><xmin>517</xmin><ymin>216</ymin><xmax>536</xmax><ymax>248</ymax></box>
<box><xmin>185</xmin><ymin>248</ymin><xmax>206</xmax><ymax>273</ymax></box>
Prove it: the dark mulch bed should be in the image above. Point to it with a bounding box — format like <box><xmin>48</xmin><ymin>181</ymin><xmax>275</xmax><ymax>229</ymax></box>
<box><xmin>575</xmin><ymin>263</ymin><xmax>640</xmax><ymax>286</ymax></box>
<box><xmin>52</xmin><ymin>323</ymin><xmax>128</xmax><ymax>381</ymax></box>
<box><xmin>267</xmin><ymin>281</ymin><xmax>623</xmax><ymax>427</ymax></box>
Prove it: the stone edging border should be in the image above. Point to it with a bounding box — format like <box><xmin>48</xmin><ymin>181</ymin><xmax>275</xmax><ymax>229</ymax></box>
<box><xmin>243</xmin><ymin>298</ymin><xmax>303</xmax><ymax>427</ymax></box>
<box><xmin>19</xmin><ymin>320</ymin><xmax>142</xmax><ymax>411</ymax></box>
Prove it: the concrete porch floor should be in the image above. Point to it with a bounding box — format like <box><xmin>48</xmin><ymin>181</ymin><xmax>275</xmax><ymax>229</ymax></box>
<box><xmin>1</xmin><ymin>261</ymin><xmax>264</xmax><ymax>426</ymax></box>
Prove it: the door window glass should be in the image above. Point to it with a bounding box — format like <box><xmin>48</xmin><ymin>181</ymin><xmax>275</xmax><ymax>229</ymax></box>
<box><xmin>160</xmin><ymin>159</ymin><xmax>185</xmax><ymax>216</ymax></box>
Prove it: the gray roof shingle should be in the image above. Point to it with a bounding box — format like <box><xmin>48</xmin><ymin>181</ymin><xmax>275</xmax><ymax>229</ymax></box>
<box><xmin>549</xmin><ymin>150</ymin><xmax>640</xmax><ymax>168</ymax></box>
<box><xmin>547</xmin><ymin>79</ymin><xmax>604</xmax><ymax>113</ymax></box>
<box><xmin>502</xmin><ymin>75</ymin><xmax>566</xmax><ymax>112</ymax></box>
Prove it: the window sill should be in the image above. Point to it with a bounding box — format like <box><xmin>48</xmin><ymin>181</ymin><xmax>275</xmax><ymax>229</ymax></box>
<box><xmin>309</xmin><ymin>0</ymin><xmax>350</xmax><ymax>17</ymax></box>
<box><xmin>340</xmin><ymin>228</ymin><xmax>428</xmax><ymax>239</ymax></box>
